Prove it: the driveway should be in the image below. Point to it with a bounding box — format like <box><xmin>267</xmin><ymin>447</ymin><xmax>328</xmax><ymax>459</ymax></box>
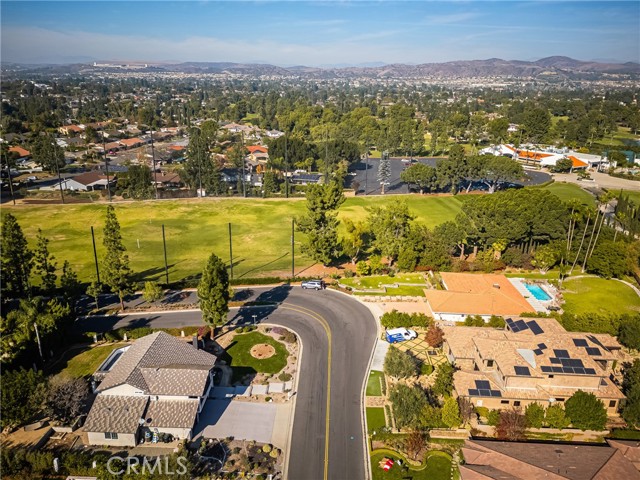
<box><xmin>194</xmin><ymin>400</ymin><xmax>278</xmax><ymax>445</ymax></box>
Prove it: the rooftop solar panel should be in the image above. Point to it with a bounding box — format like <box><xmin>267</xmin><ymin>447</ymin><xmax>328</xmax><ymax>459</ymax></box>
<box><xmin>533</xmin><ymin>349</ymin><xmax>543</xmax><ymax>356</ymax></box>
<box><xmin>550</xmin><ymin>358</ymin><xmax>561</xmax><ymax>364</ymax></box>
<box><xmin>527</xmin><ymin>321</ymin><xmax>544</xmax><ymax>335</ymax></box>
<box><xmin>515</xmin><ymin>319</ymin><xmax>527</xmax><ymax>330</ymax></box>
<box><xmin>586</xmin><ymin>347</ymin><xmax>602</xmax><ymax>356</ymax></box>
<box><xmin>574</xmin><ymin>367</ymin><xmax>586</xmax><ymax>375</ymax></box>
<box><xmin>551</xmin><ymin>366</ymin><xmax>564</xmax><ymax>373</ymax></box>
<box><xmin>478</xmin><ymin>389</ymin><xmax>491</xmax><ymax>396</ymax></box>
<box><xmin>490</xmin><ymin>390</ymin><xmax>502</xmax><ymax>397</ymax></box>
<box><xmin>468</xmin><ymin>389</ymin><xmax>479</xmax><ymax>396</ymax></box>
<box><xmin>538</xmin><ymin>343</ymin><xmax>547</xmax><ymax>350</ymax></box>
<box><xmin>563</xmin><ymin>367</ymin><xmax>575</xmax><ymax>374</ymax></box>
<box><xmin>476</xmin><ymin>380</ymin><xmax>491</xmax><ymax>389</ymax></box>
<box><xmin>553</xmin><ymin>349</ymin><xmax>570</xmax><ymax>358</ymax></box>
<box><xmin>514</xmin><ymin>366</ymin><xmax>531</xmax><ymax>376</ymax></box>
<box><xmin>541</xmin><ymin>366</ymin><xmax>552</xmax><ymax>373</ymax></box>
<box><xmin>573</xmin><ymin>339</ymin><xmax>588</xmax><ymax>347</ymax></box>
<box><xmin>585</xmin><ymin>368</ymin><xmax>596</xmax><ymax>375</ymax></box>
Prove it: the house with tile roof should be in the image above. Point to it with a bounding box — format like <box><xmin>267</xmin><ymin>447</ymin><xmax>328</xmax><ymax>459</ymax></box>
<box><xmin>460</xmin><ymin>438</ymin><xmax>640</xmax><ymax>479</ymax></box>
<box><xmin>84</xmin><ymin>332</ymin><xmax>216</xmax><ymax>447</ymax></box>
<box><xmin>41</xmin><ymin>172</ymin><xmax>115</xmax><ymax>192</ymax></box>
<box><xmin>442</xmin><ymin>316</ymin><xmax>625</xmax><ymax>414</ymax></box>
<box><xmin>424</xmin><ymin>273</ymin><xmax>534</xmax><ymax>322</ymax></box>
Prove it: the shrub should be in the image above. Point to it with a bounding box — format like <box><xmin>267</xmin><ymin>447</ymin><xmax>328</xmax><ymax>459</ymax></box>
<box><xmin>356</xmin><ymin>261</ymin><xmax>371</xmax><ymax>276</ymax></box>
<box><xmin>344</xmin><ymin>269</ymin><xmax>355</xmax><ymax>278</ymax></box>
<box><xmin>565</xmin><ymin>391</ymin><xmax>607</xmax><ymax>431</ymax></box>
<box><xmin>278</xmin><ymin>372</ymin><xmax>292</xmax><ymax>382</ymax></box>
<box><xmin>381</xmin><ymin>310</ymin><xmax>432</xmax><ymax>328</ymax></box>
<box><xmin>279</xmin><ymin>331</ymin><xmax>296</xmax><ymax>343</ymax></box>
<box><xmin>420</xmin><ymin>363</ymin><xmax>434</xmax><ymax>376</ymax></box>
<box><xmin>384</xmin><ymin>346</ymin><xmax>417</xmax><ymax>380</ymax></box>
<box><xmin>487</xmin><ymin>409</ymin><xmax>500</xmax><ymax>426</ymax></box>
<box><xmin>545</xmin><ymin>404</ymin><xmax>570</xmax><ymax>429</ymax></box>
<box><xmin>525</xmin><ymin>402</ymin><xmax>545</xmax><ymax>428</ymax></box>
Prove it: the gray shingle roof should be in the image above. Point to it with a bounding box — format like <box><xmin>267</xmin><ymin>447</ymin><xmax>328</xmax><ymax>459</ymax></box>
<box><xmin>83</xmin><ymin>395</ymin><xmax>148</xmax><ymax>434</ymax></box>
<box><xmin>143</xmin><ymin>399</ymin><xmax>200</xmax><ymax>429</ymax></box>
<box><xmin>97</xmin><ymin>332</ymin><xmax>215</xmax><ymax>396</ymax></box>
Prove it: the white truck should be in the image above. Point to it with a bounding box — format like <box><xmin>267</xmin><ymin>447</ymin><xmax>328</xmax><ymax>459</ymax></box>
<box><xmin>385</xmin><ymin>328</ymin><xmax>418</xmax><ymax>344</ymax></box>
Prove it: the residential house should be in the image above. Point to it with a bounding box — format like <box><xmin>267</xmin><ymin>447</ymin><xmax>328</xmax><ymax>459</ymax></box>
<box><xmin>152</xmin><ymin>171</ymin><xmax>183</xmax><ymax>188</ymax></box>
<box><xmin>59</xmin><ymin>124</ymin><xmax>84</xmax><ymax>136</ymax></box>
<box><xmin>291</xmin><ymin>173</ymin><xmax>322</xmax><ymax>185</ymax></box>
<box><xmin>8</xmin><ymin>146</ymin><xmax>31</xmax><ymax>159</ymax></box>
<box><xmin>424</xmin><ymin>273</ymin><xmax>533</xmax><ymax>322</ymax></box>
<box><xmin>118</xmin><ymin>138</ymin><xmax>144</xmax><ymax>149</ymax></box>
<box><xmin>84</xmin><ymin>332</ymin><xmax>216</xmax><ymax>447</ymax></box>
<box><xmin>41</xmin><ymin>172</ymin><xmax>115</xmax><ymax>192</ymax></box>
<box><xmin>442</xmin><ymin>316</ymin><xmax>625</xmax><ymax>414</ymax></box>
<box><xmin>460</xmin><ymin>438</ymin><xmax>640</xmax><ymax>479</ymax></box>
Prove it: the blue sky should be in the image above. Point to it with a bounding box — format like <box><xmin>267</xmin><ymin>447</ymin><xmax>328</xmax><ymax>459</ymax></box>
<box><xmin>2</xmin><ymin>1</ymin><xmax>638</xmax><ymax>65</ymax></box>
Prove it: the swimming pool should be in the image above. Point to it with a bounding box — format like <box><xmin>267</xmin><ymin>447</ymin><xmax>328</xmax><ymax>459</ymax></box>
<box><xmin>525</xmin><ymin>283</ymin><xmax>552</xmax><ymax>301</ymax></box>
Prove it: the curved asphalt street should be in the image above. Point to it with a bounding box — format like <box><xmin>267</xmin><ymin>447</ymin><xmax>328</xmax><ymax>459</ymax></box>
<box><xmin>75</xmin><ymin>286</ymin><xmax>378</xmax><ymax>480</ymax></box>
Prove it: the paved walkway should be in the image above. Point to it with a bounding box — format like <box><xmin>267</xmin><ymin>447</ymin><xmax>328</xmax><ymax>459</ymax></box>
<box><xmin>370</xmin><ymin>339</ymin><xmax>388</xmax><ymax>371</ymax></box>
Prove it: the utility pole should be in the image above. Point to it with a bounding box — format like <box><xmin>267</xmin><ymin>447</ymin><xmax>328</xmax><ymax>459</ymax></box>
<box><xmin>284</xmin><ymin>134</ymin><xmax>289</xmax><ymax>198</ymax></box>
<box><xmin>162</xmin><ymin>224</ymin><xmax>169</xmax><ymax>285</ymax></box>
<box><xmin>54</xmin><ymin>145</ymin><xmax>65</xmax><ymax>204</ymax></box>
<box><xmin>91</xmin><ymin>226</ymin><xmax>100</xmax><ymax>283</ymax></box>
<box><xmin>324</xmin><ymin>126</ymin><xmax>329</xmax><ymax>183</ymax></box>
<box><xmin>1</xmin><ymin>142</ymin><xmax>16</xmax><ymax>205</ymax></box>
<box><xmin>228</xmin><ymin>222</ymin><xmax>234</xmax><ymax>280</ymax></box>
<box><xmin>364</xmin><ymin>151</ymin><xmax>369</xmax><ymax>196</ymax></box>
<box><xmin>291</xmin><ymin>219</ymin><xmax>295</xmax><ymax>279</ymax></box>
<box><xmin>150</xmin><ymin>127</ymin><xmax>159</xmax><ymax>199</ymax></box>
<box><xmin>34</xmin><ymin>323</ymin><xmax>44</xmax><ymax>361</ymax></box>
<box><xmin>241</xmin><ymin>131</ymin><xmax>246</xmax><ymax>197</ymax></box>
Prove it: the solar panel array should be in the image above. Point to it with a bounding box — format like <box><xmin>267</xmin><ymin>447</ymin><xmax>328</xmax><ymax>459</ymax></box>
<box><xmin>468</xmin><ymin>379</ymin><xmax>502</xmax><ymax>397</ymax></box>
<box><xmin>586</xmin><ymin>347</ymin><xmax>602</xmax><ymax>356</ymax></box>
<box><xmin>505</xmin><ymin>318</ymin><xmax>545</xmax><ymax>335</ymax></box>
<box><xmin>541</xmin><ymin>354</ymin><xmax>596</xmax><ymax>375</ymax></box>
<box><xmin>572</xmin><ymin>338</ymin><xmax>588</xmax><ymax>347</ymax></box>
<box><xmin>533</xmin><ymin>343</ymin><xmax>548</xmax><ymax>356</ymax></box>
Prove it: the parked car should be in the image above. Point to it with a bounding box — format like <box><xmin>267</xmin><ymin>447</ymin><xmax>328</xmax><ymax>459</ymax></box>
<box><xmin>385</xmin><ymin>328</ymin><xmax>418</xmax><ymax>344</ymax></box>
<box><xmin>301</xmin><ymin>279</ymin><xmax>325</xmax><ymax>290</ymax></box>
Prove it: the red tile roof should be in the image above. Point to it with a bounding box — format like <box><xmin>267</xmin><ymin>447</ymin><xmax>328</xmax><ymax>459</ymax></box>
<box><xmin>9</xmin><ymin>146</ymin><xmax>30</xmax><ymax>157</ymax></box>
<box><xmin>568</xmin><ymin>155</ymin><xmax>589</xmax><ymax>168</ymax></box>
<box><xmin>247</xmin><ymin>145</ymin><xmax>268</xmax><ymax>154</ymax></box>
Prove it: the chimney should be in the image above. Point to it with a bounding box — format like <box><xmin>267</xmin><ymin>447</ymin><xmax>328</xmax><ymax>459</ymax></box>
<box><xmin>193</xmin><ymin>334</ymin><xmax>198</xmax><ymax>350</ymax></box>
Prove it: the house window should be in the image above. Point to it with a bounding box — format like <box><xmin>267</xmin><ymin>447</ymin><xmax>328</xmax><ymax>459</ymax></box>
<box><xmin>501</xmin><ymin>400</ymin><xmax>510</xmax><ymax>405</ymax></box>
<box><xmin>514</xmin><ymin>401</ymin><xmax>521</xmax><ymax>407</ymax></box>
<box><xmin>556</xmin><ymin>398</ymin><xmax>565</xmax><ymax>402</ymax></box>
<box><xmin>486</xmin><ymin>360</ymin><xmax>494</xmax><ymax>368</ymax></box>
<box><xmin>609</xmin><ymin>400</ymin><xmax>617</xmax><ymax>408</ymax></box>
<box><xmin>104</xmin><ymin>432</ymin><xmax>119</xmax><ymax>440</ymax></box>
<box><xmin>548</xmin><ymin>375</ymin><xmax>554</xmax><ymax>378</ymax></box>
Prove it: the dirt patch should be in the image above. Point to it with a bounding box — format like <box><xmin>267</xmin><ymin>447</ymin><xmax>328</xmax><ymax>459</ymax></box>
<box><xmin>250</xmin><ymin>343</ymin><xmax>275</xmax><ymax>359</ymax></box>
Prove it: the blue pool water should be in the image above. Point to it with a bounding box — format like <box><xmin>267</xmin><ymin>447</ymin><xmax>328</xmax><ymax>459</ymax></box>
<box><xmin>525</xmin><ymin>284</ymin><xmax>552</xmax><ymax>301</ymax></box>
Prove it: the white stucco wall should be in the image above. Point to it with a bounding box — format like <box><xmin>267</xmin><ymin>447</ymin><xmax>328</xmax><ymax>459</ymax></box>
<box><xmin>87</xmin><ymin>431</ymin><xmax>137</xmax><ymax>447</ymax></box>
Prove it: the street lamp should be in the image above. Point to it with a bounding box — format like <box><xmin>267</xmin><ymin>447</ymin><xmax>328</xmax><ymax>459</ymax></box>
<box><xmin>252</xmin><ymin>314</ymin><xmax>257</xmax><ymax>325</ymax></box>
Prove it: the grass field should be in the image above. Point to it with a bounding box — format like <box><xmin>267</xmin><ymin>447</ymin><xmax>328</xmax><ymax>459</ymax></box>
<box><xmin>366</xmin><ymin>408</ymin><xmax>387</xmax><ymax>433</ymax></box>
<box><xmin>366</xmin><ymin>370</ymin><xmax>385</xmax><ymax>396</ymax></box>
<box><xmin>4</xmin><ymin>195</ymin><xmax>464</xmax><ymax>283</ymax></box>
<box><xmin>342</xmin><ymin>273</ymin><xmax>428</xmax><ymax>296</ymax></box>
<box><xmin>49</xmin><ymin>342</ymin><xmax>125</xmax><ymax>379</ymax></box>
<box><xmin>541</xmin><ymin>182</ymin><xmax>595</xmax><ymax>206</ymax></box>
<box><xmin>370</xmin><ymin>450</ymin><xmax>453</xmax><ymax>480</ymax></box>
<box><xmin>562</xmin><ymin>276</ymin><xmax>640</xmax><ymax>316</ymax></box>
<box><xmin>621</xmin><ymin>190</ymin><xmax>640</xmax><ymax>207</ymax></box>
<box><xmin>224</xmin><ymin>331</ymin><xmax>289</xmax><ymax>375</ymax></box>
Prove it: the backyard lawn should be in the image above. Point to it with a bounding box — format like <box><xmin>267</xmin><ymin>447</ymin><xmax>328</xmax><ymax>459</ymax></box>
<box><xmin>342</xmin><ymin>273</ymin><xmax>428</xmax><ymax>296</ymax></box>
<box><xmin>49</xmin><ymin>342</ymin><xmax>126</xmax><ymax>379</ymax></box>
<box><xmin>224</xmin><ymin>331</ymin><xmax>289</xmax><ymax>375</ymax></box>
<box><xmin>370</xmin><ymin>450</ymin><xmax>453</xmax><ymax>480</ymax></box>
<box><xmin>366</xmin><ymin>407</ymin><xmax>387</xmax><ymax>433</ymax></box>
<box><xmin>562</xmin><ymin>276</ymin><xmax>640</xmax><ymax>316</ymax></box>
<box><xmin>366</xmin><ymin>370</ymin><xmax>385</xmax><ymax>396</ymax></box>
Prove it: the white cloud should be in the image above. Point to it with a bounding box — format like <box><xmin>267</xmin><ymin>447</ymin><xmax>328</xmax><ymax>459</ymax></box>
<box><xmin>423</xmin><ymin>12</ymin><xmax>481</xmax><ymax>25</ymax></box>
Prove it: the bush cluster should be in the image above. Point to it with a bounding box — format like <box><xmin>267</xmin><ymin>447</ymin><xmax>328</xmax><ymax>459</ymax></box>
<box><xmin>381</xmin><ymin>310</ymin><xmax>432</xmax><ymax>328</ymax></box>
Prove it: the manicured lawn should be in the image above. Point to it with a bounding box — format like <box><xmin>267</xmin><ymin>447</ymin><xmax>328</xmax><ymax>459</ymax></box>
<box><xmin>370</xmin><ymin>449</ymin><xmax>453</xmax><ymax>480</ymax></box>
<box><xmin>342</xmin><ymin>274</ymin><xmax>427</xmax><ymax>296</ymax></box>
<box><xmin>224</xmin><ymin>331</ymin><xmax>289</xmax><ymax>375</ymax></box>
<box><xmin>4</xmin><ymin>196</ymin><xmax>464</xmax><ymax>283</ymax></box>
<box><xmin>366</xmin><ymin>370</ymin><xmax>384</xmax><ymax>396</ymax></box>
<box><xmin>505</xmin><ymin>271</ymin><xmax>560</xmax><ymax>280</ymax></box>
<box><xmin>366</xmin><ymin>407</ymin><xmax>387</xmax><ymax>433</ymax></box>
<box><xmin>542</xmin><ymin>182</ymin><xmax>595</xmax><ymax>206</ymax></box>
<box><xmin>562</xmin><ymin>276</ymin><xmax>640</xmax><ymax>316</ymax></box>
<box><xmin>49</xmin><ymin>342</ymin><xmax>126</xmax><ymax>379</ymax></box>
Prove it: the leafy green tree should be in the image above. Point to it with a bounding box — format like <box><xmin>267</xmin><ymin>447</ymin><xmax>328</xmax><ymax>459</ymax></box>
<box><xmin>436</xmin><ymin>145</ymin><xmax>466</xmax><ymax>194</ymax></box>
<box><xmin>488</xmin><ymin>117</ymin><xmax>509</xmax><ymax>144</ymax></box>
<box><xmin>296</xmin><ymin>181</ymin><xmax>345</xmax><ymax>265</ymax></box>
<box><xmin>587</xmin><ymin>240</ymin><xmax>631</xmax><ymax>279</ymax></box>
<box><xmin>420</xmin><ymin>403</ymin><xmax>444</xmax><ymax>428</ymax></box>
<box><xmin>198</xmin><ymin>252</ymin><xmax>230</xmax><ymax>337</ymax></box>
<box><xmin>262</xmin><ymin>170</ymin><xmax>280</xmax><ymax>196</ymax></box>
<box><xmin>401</xmin><ymin>163</ymin><xmax>437</xmax><ymax>194</ymax></box>
<box><xmin>531</xmin><ymin>243</ymin><xmax>560</xmax><ymax>274</ymax></box>
<box><xmin>182</xmin><ymin>127</ymin><xmax>223</xmax><ymax>196</ymax></box>
<box><xmin>368</xmin><ymin>200</ymin><xmax>414</xmax><ymax>266</ymax></box>
<box><xmin>142</xmin><ymin>281</ymin><xmax>164</xmax><ymax>303</ymax></box>
<box><xmin>0</xmin><ymin>368</ymin><xmax>46</xmax><ymax>429</ymax></box>
<box><xmin>622</xmin><ymin>360</ymin><xmax>640</xmax><ymax>427</ymax></box>
<box><xmin>552</xmin><ymin>158</ymin><xmax>573</xmax><ymax>173</ymax></box>
<box><xmin>341</xmin><ymin>218</ymin><xmax>368</xmax><ymax>264</ymax></box>
<box><xmin>477</xmin><ymin>156</ymin><xmax>523</xmax><ymax>194</ymax></box>
<box><xmin>434</xmin><ymin>216</ymin><xmax>472</xmax><ymax>259</ymax></box>
<box><xmin>33</xmin><ymin>229</ymin><xmax>57</xmax><ymax>294</ymax></box>
<box><xmin>522</xmin><ymin>107</ymin><xmax>551</xmax><ymax>143</ymax></box>
<box><xmin>525</xmin><ymin>402</ymin><xmax>545</xmax><ymax>428</ymax></box>
<box><xmin>30</xmin><ymin>133</ymin><xmax>65</xmax><ymax>173</ymax></box>
<box><xmin>86</xmin><ymin>279</ymin><xmax>102</xmax><ymax>310</ymax></box>
<box><xmin>125</xmin><ymin>164</ymin><xmax>154</xmax><ymax>200</ymax></box>
<box><xmin>389</xmin><ymin>384</ymin><xmax>428</xmax><ymax>429</ymax></box>
<box><xmin>432</xmin><ymin>362</ymin><xmax>455</xmax><ymax>397</ymax></box>
<box><xmin>60</xmin><ymin>260</ymin><xmax>82</xmax><ymax>304</ymax></box>
<box><xmin>384</xmin><ymin>346</ymin><xmax>417</xmax><ymax>380</ymax></box>
<box><xmin>441</xmin><ymin>396</ymin><xmax>461</xmax><ymax>428</ymax></box>
<box><xmin>1</xmin><ymin>213</ymin><xmax>33</xmax><ymax>298</ymax></box>
<box><xmin>101</xmin><ymin>206</ymin><xmax>135</xmax><ymax>310</ymax></box>
<box><xmin>564</xmin><ymin>391</ymin><xmax>607</xmax><ymax>430</ymax></box>
<box><xmin>618</xmin><ymin>314</ymin><xmax>640</xmax><ymax>350</ymax></box>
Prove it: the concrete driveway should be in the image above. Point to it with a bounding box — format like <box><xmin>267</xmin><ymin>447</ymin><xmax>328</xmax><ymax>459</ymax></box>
<box><xmin>194</xmin><ymin>400</ymin><xmax>278</xmax><ymax>445</ymax></box>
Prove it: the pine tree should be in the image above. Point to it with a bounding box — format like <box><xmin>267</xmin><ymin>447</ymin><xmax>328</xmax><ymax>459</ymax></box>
<box><xmin>1</xmin><ymin>213</ymin><xmax>33</xmax><ymax>298</ymax></box>
<box><xmin>198</xmin><ymin>252</ymin><xmax>230</xmax><ymax>337</ymax></box>
<box><xmin>101</xmin><ymin>206</ymin><xmax>134</xmax><ymax>310</ymax></box>
<box><xmin>33</xmin><ymin>229</ymin><xmax>57</xmax><ymax>295</ymax></box>
<box><xmin>377</xmin><ymin>151</ymin><xmax>391</xmax><ymax>194</ymax></box>
<box><xmin>60</xmin><ymin>260</ymin><xmax>83</xmax><ymax>304</ymax></box>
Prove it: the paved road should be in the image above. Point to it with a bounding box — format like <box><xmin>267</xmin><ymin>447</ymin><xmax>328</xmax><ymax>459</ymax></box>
<box><xmin>346</xmin><ymin>156</ymin><xmax>551</xmax><ymax>195</ymax></box>
<box><xmin>75</xmin><ymin>286</ymin><xmax>378</xmax><ymax>480</ymax></box>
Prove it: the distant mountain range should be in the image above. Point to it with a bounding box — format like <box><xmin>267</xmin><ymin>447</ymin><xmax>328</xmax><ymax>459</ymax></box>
<box><xmin>4</xmin><ymin>56</ymin><xmax>639</xmax><ymax>78</ymax></box>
